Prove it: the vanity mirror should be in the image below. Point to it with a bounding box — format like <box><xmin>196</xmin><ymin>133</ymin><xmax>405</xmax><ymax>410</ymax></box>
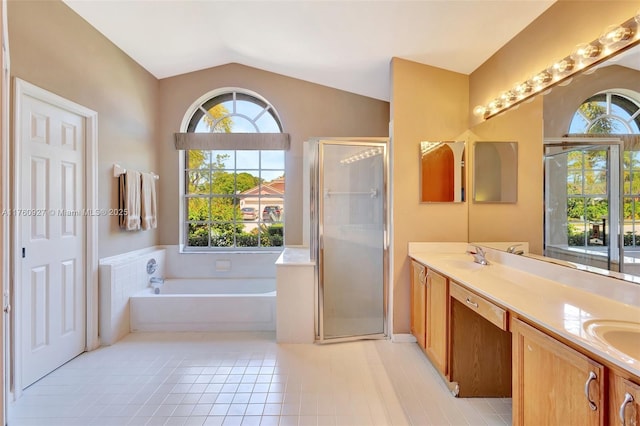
<box><xmin>473</xmin><ymin>141</ymin><xmax>517</xmax><ymax>203</ymax></box>
<box><xmin>419</xmin><ymin>141</ymin><xmax>465</xmax><ymax>203</ymax></box>
<box><xmin>475</xmin><ymin>39</ymin><xmax>640</xmax><ymax>284</ymax></box>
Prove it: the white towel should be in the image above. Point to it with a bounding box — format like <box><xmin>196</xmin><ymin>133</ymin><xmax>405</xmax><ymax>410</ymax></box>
<box><xmin>124</xmin><ymin>170</ymin><xmax>141</xmax><ymax>231</ymax></box>
<box><xmin>141</xmin><ymin>172</ymin><xmax>157</xmax><ymax>230</ymax></box>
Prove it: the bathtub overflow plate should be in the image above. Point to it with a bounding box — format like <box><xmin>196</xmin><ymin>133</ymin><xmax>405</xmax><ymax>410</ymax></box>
<box><xmin>146</xmin><ymin>258</ymin><xmax>158</xmax><ymax>275</ymax></box>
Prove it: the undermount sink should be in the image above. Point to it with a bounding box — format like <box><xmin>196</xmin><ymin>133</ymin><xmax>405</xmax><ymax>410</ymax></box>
<box><xmin>583</xmin><ymin>320</ymin><xmax>640</xmax><ymax>362</ymax></box>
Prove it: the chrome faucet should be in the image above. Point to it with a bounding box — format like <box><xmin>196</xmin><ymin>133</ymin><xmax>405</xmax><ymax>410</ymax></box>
<box><xmin>149</xmin><ymin>277</ymin><xmax>164</xmax><ymax>294</ymax></box>
<box><xmin>506</xmin><ymin>244</ymin><xmax>525</xmax><ymax>255</ymax></box>
<box><xmin>467</xmin><ymin>245</ymin><xmax>489</xmax><ymax>265</ymax></box>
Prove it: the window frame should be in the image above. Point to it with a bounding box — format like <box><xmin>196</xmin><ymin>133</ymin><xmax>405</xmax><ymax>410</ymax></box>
<box><xmin>178</xmin><ymin>88</ymin><xmax>286</xmax><ymax>253</ymax></box>
<box><xmin>566</xmin><ymin>89</ymin><xmax>640</xmax><ymax>249</ymax></box>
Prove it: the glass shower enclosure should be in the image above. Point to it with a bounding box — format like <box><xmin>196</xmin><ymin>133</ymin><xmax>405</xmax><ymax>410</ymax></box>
<box><xmin>308</xmin><ymin>138</ymin><xmax>388</xmax><ymax>343</ymax></box>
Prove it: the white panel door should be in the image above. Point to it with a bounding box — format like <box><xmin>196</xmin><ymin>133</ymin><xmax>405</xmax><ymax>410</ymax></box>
<box><xmin>20</xmin><ymin>94</ymin><xmax>85</xmax><ymax>388</ymax></box>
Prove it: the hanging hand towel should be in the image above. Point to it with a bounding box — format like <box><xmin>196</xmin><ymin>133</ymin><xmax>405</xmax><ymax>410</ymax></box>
<box><xmin>141</xmin><ymin>172</ymin><xmax>157</xmax><ymax>230</ymax></box>
<box><xmin>120</xmin><ymin>170</ymin><xmax>141</xmax><ymax>231</ymax></box>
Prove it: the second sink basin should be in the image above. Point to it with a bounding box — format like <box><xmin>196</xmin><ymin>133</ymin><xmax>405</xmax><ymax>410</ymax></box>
<box><xmin>583</xmin><ymin>320</ymin><xmax>640</xmax><ymax>362</ymax></box>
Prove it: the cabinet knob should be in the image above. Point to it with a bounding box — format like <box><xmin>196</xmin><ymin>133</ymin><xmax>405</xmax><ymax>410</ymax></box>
<box><xmin>584</xmin><ymin>371</ymin><xmax>598</xmax><ymax>411</ymax></box>
<box><xmin>619</xmin><ymin>392</ymin><xmax>634</xmax><ymax>426</ymax></box>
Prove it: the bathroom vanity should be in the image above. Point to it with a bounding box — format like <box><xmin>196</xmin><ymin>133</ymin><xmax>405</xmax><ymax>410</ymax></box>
<box><xmin>409</xmin><ymin>242</ymin><xmax>640</xmax><ymax>426</ymax></box>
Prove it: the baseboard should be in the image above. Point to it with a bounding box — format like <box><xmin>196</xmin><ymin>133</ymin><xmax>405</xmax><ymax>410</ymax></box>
<box><xmin>391</xmin><ymin>333</ymin><xmax>417</xmax><ymax>343</ymax></box>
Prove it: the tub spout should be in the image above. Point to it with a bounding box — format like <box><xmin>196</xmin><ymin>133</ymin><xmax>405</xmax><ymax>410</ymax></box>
<box><xmin>149</xmin><ymin>277</ymin><xmax>164</xmax><ymax>294</ymax></box>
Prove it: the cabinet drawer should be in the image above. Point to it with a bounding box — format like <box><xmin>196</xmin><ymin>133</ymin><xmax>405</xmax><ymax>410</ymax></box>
<box><xmin>450</xmin><ymin>281</ymin><xmax>507</xmax><ymax>331</ymax></box>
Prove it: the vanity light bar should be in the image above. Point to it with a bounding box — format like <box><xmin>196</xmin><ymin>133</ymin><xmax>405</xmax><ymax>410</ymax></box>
<box><xmin>474</xmin><ymin>11</ymin><xmax>640</xmax><ymax>120</ymax></box>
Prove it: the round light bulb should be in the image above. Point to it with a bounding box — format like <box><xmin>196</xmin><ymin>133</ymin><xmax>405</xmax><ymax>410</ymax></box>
<box><xmin>553</xmin><ymin>58</ymin><xmax>574</xmax><ymax>75</ymax></box>
<box><xmin>599</xmin><ymin>25</ymin><xmax>633</xmax><ymax>47</ymax></box>
<box><xmin>473</xmin><ymin>105</ymin><xmax>487</xmax><ymax>117</ymax></box>
<box><xmin>573</xmin><ymin>43</ymin><xmax>601</xmax><ymax>60</ymax></box>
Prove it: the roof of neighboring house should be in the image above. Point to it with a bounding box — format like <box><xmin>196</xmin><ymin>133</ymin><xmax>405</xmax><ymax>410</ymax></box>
<box><xmin>240</xmin><ymin>177</ymin><xmax>284</xmax><ymax>196</ymax></box>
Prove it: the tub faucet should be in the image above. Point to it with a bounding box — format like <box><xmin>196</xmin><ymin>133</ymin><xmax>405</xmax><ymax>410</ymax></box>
<box><xmin>506</xmin><ymin>244</ymin><xmax>525</xmax><ymax>255</ymax></box>
<box><xmin>149</xmin><ymin>277</ymin><xmax>164</xmax><ymax>294</ymax></box>
<box><xmin>467</xmin><ymin>245</ymin><xmax>489</xmax><ymax>265</ymax></box>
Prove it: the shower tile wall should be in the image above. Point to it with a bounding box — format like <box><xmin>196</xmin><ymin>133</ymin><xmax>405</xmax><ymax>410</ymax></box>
<box><xmin>98</xmin><ymin>248</ymin><xmax>166</xmax><ymax>345</ymax></box>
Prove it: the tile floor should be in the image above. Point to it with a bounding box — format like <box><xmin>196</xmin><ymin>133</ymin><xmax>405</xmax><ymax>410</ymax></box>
<box><xmin>8</xmin><ymin>332</ymin><xmax>512</xmax><ymax>426</ymax></box>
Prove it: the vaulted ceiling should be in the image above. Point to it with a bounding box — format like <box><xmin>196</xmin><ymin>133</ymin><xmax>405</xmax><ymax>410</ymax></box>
<box><xmin>63</xmin><ymin>0</ymin><xmax>557</xmax><ymax>101</ymax></box>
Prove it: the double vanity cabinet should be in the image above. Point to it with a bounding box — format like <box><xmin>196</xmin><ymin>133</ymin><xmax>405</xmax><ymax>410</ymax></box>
<box><xmin>409</xmin><ymin>244</ymin><xmax>640</xmax><ymax>426</ymax></box>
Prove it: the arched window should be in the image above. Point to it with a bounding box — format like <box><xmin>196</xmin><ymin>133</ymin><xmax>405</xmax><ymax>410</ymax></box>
<box><xmin>569</xmin><ymin>90</ymin><xmax>640</xmax><ymax>134</ymax></box>
<box><xmin>180</xmin><ymin>89</ymin><xmax>286</xmax><ymax>250</ymax></box>
<box><xmin>565</xmin><ymin>90</ymin><xmax>640</xmax><ymax>248</ymax></box>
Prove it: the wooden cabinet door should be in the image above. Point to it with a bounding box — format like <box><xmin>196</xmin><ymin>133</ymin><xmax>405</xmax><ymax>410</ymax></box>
<box><xmin>512</xmin><ymin>318</ymin><xmax>605</xmax><ymax>426</ymax></box>
<box><xmin>609</xmin><ymin>373</ymin><xmax>640</xmax><ymax>426</ymax></box>
<box><xmin>426</xmin><ymin>269</ymin><xmax>448</xmax><ymax>375</ymax></box>
<box><xmin>410</xmin><ymin>260</ymin><xmax>426</xmax><ymax>349</ymax></box>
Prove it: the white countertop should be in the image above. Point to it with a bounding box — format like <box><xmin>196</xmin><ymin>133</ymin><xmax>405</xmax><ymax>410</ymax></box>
<box><xmin>408</xmin><ymin>242</ymin><xmax>640</xmax><ymax>378</ymax></box>
<box><xmin>275</xmin><ymin>246</ymin><xmax>315</xmax><ymax>266</ymax></box>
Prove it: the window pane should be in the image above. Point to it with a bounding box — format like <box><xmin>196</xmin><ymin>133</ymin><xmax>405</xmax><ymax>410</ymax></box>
<box><xmin>260</xmin><ymin>202</ymin><xmax>283</xmax><ymax>223</ymax></box>
<box><xmin>585</xmin><ymin>197</ymin><xmax>608</xmax><ymax>222</ymax></box>
<box><xmin>187</xmin><ymin>223</ymin><xmax>210</xmax><ymax>247</ymax></box>
<box><xmin>262</xmin><ymin>150</ymin><xmax>285</xmax><ymax>169</ymax></box>
<box><xmin>265</xmin><ymin>223</ymin><xmax>284</xmax><ymax>247</ymax></box>
<box><xmin>567</xmin><ymin>172</ymin><xmax>583</xmax><ymax>195</ymax></box>
<box><xmin>624</xmin><ymin>171</ymin><xmax>632</xmax><ymax>194</ymax></box>
<box><xmin>236</xmin><ymin>229</ymin><xmax>260</xmax><ymax>247</ymax></box>
<box><xmin>228</xmin><ymin>115</ymin><xmax>258</xmax><ymax>133</ymax></box>
<box><xmin>187</xmin><ymin>150</ymin><xmax>211</xmax><ymax>170</ymax></box>
<box><xmin>210</xmin><ymin>197</ymin><xmax>237</xmax><ymax>222</ymax></box>
<box><xmin>187</xmin><ymin>197</ymin><xmax>209</xmax><ymax>221</ymax></box>
<box><xmin>186</xmin><ymin>170</ymin><xmax>211</xmax><ymax>195</ymax></box>
<box><xmin>567</xmin><ymin>197</ymin><xmax>585</xmax><ymax>221</ymax></box>
<box><xmin>236</xmin><ymin>99</ymin><xmax>266</xmax><ymax>121</ymax></box>
<box><xmin>255</xmin><ymin>113</ymin><xmax>281</xmax><ymax>132</ymax></box>
<box><xmin>237</xmin><ymin>151</ymin><xmax>259</xmax><ymax>169</ymax></box>
<box><xmin>583</xmin><ymin>171</ymin><xmax>607</xmax><ymax>195</ymax></box>
<box><xmin>236</xmin><ymin>171</ymin><xmax>260</xmax><ymax>193</ymax></box>
<box><xmin>585</xmin><ymin>150</ymin><xmax>607</xmax><ymax>169</ymax></box>
<box><xmin>624</xmin><ymin>197</ymin><xmax>640</xmax><ymax>220</ymax></box>
<box><xmin>568</xmin><ymin>222</ymin><xmax>586</xmax><ymax>247</ymax></box>
<box><xmin>633</xmin><ymin>172</ymin><xmax>640</xmax><ymax>196</ymax></box>
<box><xmin>210</xmin><ymin>151</ymin><xmax>235</xmax><ymax>170</ymax></box>
<box><xmin>210</xmin><ymin>224</ymin><xmax>235</xmax><ymax>247</ymax></box>
<box><xmin>630</xmin><ymin>151</ymin><xmax>640</xmax><ymax>170</ymax></box>
<box><xmin>569</xmin><ymin>112</ymin><xmax>589</xmax><ymax>133</ymax></box>
<box><xmin>261</xmin><ymin>170</ymin><xmax>285</xmax><ymax>182</ymax></box>
<box><xmin>567</xmin><ymin>151</ymin><xmax>583</xmax><ymax>169</ymax></box>
<box><xmin>624</xmin><ymin>226</ymin><xmax>637</xmax><ymax>246</ymax></box>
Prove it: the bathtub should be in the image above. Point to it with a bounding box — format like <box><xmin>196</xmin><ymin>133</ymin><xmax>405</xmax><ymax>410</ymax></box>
<box><xmin>129</xmin><ymin>278</ymin><xmax>276</xmax><ymax>332</ymax></box>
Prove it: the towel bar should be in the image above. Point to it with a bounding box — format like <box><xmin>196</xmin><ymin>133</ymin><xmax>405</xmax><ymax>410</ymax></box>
<box><xmin>113</xmin><ymin>163</ymin><xmax>159</xmax><ymax>179</ymax></box>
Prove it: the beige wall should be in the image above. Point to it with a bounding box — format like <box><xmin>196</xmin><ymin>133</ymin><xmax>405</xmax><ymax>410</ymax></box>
<box><xmin>157</xmin><ymin>63</ymin><xmax>390</xmax><ymax>246</ymax></box>
<box><xmin>8</xmin><ymin>0</ymin><xmax>160</xmax><ymax>258</ymax></box>
<box><xmin>390</xmin><ymin>58</ymin><xmax>469</xmax><ymax>333</ymax></box>
<box><xmin>468</xmin><ymin>98</ymin><xmax>544</xmax><ymax>253</ymax></box>
<box><xmin>469</xmin><ymin>1</ymin><xmax>638</xmax><ymax>128</ymax></box>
